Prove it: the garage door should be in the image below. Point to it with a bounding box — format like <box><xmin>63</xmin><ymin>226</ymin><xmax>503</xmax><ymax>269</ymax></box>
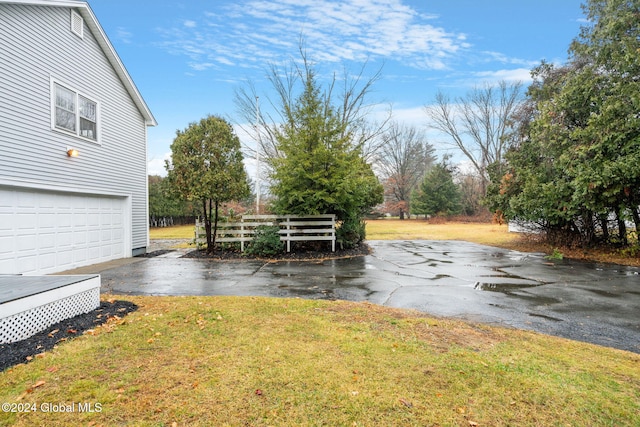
<box><xmin>0</xmin><ymin>188</ymin><xmax>129</xmax><ymax>275</ymax></box>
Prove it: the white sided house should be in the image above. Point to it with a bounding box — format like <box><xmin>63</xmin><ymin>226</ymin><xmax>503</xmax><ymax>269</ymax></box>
<box><xmin>0</xmin><ymin>0</ymin><xmax>156</xmax><ymax>275</ymax></box>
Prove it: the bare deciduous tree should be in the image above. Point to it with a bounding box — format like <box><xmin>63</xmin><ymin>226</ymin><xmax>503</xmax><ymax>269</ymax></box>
<box><xmin>234</xmin><ymin>46</ymin><xmax>391</xmax><ymax>180</ymax></box>
<box><xmin>424</xmin><ymin>80</ymin><xmax>523</xmax><ymax>195</ymax></box>
<box><xmin>375</xmin><ymin>122</ymin><xmax>435</xmax><ymax>219</ymax></box>
<box><xmin>455</xmin><ymin>171</ymin><xmax>484</xmax><ymax>216</ymax></box>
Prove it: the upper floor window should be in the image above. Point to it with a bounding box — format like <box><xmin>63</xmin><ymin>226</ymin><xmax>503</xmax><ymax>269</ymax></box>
<box><xmin>52</xmin><ymin>80</ymin><xmax>99</xmax><ymax>142</ymax></box>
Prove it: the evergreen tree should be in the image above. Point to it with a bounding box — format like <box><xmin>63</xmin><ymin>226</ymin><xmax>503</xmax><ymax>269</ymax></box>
<box><xmin>148</xmin><ymin>175</ymin><xmax>194</xmax><ymax>224</ymax></box>
<box><xmin>487</xmin><ymin>0</ymin><xmax>640</xmax><ymax>247</ymax></box>
<box><xmin>268</xmin><ymin>60</ymin><xmax>383</xmax><ymax>247</ymax></box>
<box><xmin>411</xmin><ymin>159</ymin><xmax>461</xmax><ymax>217</ymax></box>
<box><xmin>570</xmin><ymin>0</ymin><xmax>640</xmax><ymax>238</ymax></box>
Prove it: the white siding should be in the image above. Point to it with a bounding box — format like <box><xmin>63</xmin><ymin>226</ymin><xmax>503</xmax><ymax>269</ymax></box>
<box><xmin>0</xmin><ymin>3</ymin><xmax>149</xmax><ymax>254</ymax></box>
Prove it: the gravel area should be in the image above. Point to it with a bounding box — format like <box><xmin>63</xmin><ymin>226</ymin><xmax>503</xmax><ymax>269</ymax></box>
<box><xmin>0</xmin><ymin>300</ymin><xmax>138</xmax><ymax>372</ymax></box>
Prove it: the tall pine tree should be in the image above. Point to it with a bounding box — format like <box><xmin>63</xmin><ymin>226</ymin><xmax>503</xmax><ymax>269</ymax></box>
<box><xmin>411</xmin><ymin>159</ymin><xmax>461</xmax><ymax>217</ymax></box>
<box><xmin>268</xmin><ymin>60</ymin><xmax>383</xmax><ymax>246</ymax></box>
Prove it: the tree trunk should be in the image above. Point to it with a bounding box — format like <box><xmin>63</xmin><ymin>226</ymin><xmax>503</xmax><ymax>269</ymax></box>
<box><xmin>630</xmin><ymin>205</ymin><xmax>640</xmax><ymax>235</ymax></box>
<box><xmin>581</xmin><ymin>211</ymin><xmax>595</xmax><ymax>246</ymax></box>
<box><xmin>203</xmin><ymin>199</ymin><xmax>213</xmax><ymax>253</ymax></box>
<box><xmin>615</xmin><ymin>207</ymin><xmax>628</xmax><ymax>246</ymax></box>
<box><xmin>212</xmin><ymin>200</ymin><xmax>220</xmax><ymax>250</ymax></box>
<box><xmin>598</xmin><ymin>213</ymin><xmax>609</xmax><ymax>242</ymax></box>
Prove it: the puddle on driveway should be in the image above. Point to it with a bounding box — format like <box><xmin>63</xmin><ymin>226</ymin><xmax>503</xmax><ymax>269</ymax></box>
<box><xmin>474</xmin><ymin>282</ymin><xmax>542</xmax><ymax>292</ymax></box>
<box><xmin>472</xmin><ymin>279</ymin><xmax>563</xmax><ymax>307</ymax></box>
<box><xmin>473</xmin><ymin>269</ymin><xmax>545</xmax><ymax>294</ymax></box>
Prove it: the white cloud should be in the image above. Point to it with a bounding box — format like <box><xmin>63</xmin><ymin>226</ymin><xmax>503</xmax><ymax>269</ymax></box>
<box><xmin>387</xmin><ymin>105</ymin><xmax>425</xmax><ymax>128</ymax></box>
<box><xmin>431</xmin><ymin>67</ymin><xmax>534</xmax><ymax>93</ymax></box>
<box><xmin>188</xmin><ymin>61</ymin><xmax>217</xmax><ymax>71</ymax></box>
<box><xmin>472</xmin><ymin>68</ymin><xmax>533</xmax><ymax>84</ymax></box>
<box><xmin>157</xmin><ymin>0</ymin><xmax>470</xmax><ymax>72</ymax></box>
<box><xmin>148</xmin><ymin>152</ymin><xmax>172</xmax><ymax>177</ymax></box>
<box><xmin>116</xmin><ymin>27</ymin><xmax>133</xmax><ymax>44</ymax></box>
<box><xmin>481</xmin><ymin>51</ymin><xmax>539</xmax><ymax>68</ymax></box>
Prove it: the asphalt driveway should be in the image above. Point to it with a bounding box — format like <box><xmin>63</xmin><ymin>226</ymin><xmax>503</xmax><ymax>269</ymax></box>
<box><xmin>97</xmin><ymin>240</ymin><xmax>640</xmax><ymax>353</ymax></box>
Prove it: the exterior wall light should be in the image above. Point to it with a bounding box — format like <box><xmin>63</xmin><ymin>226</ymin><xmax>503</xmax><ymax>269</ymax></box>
<box><xmin>66</xmin><ymin>147</ymin><xmax>79</xmax><ymax>157</ymax></box>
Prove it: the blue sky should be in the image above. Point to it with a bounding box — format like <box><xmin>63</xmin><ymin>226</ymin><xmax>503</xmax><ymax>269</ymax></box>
<box><xmin>88</xmin><ymin>0</ymin><xmax>586</xmax><ymax>176</ymax></box>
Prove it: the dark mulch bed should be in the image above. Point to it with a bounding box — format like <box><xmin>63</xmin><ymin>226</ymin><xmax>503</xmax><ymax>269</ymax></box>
<box><xmin>0</xmin><ymin>300</ymin><xmax>138</xmax><ymax>372</ymax></box>
<box><xmin>182</xmin><ymin>242</ymin><xmax>371</xmax><ymax>261</ymax></box>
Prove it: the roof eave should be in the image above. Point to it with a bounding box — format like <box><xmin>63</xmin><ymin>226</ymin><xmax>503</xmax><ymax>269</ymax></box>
<box><xmin>78</xmin><ymin>4</ymin><xmax>157</xmax><ymax>126</ymax></box>
<box><xmin>0</xmin><ymin>0</ymin><xmax>157</xmax><ymax>127</ymax></box>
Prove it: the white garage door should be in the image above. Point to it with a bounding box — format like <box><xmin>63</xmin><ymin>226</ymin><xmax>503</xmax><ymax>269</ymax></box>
<box><xmin>0</xmin><ymin>188</ymin><xmax>130</xmax><ymax>275</ymax></box>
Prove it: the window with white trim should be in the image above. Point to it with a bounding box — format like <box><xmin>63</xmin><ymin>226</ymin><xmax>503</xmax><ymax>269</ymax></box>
<box><xmin>52</xmin><ymin>81</ymin><xmax>99</xmax><ymax>142</ymax></box>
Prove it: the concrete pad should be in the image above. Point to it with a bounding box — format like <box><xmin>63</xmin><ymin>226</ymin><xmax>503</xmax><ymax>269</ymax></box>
<box><xmin>54</xmin><ymin>257</ymin><xmax>145</xmax><ymax>275</ymax></box>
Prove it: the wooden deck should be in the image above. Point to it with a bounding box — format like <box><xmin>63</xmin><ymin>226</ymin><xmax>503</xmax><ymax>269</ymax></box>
<box><xmin>0</xmin><ymin>275</ymin><xmax>100</xmax><ymax>343</ymax></box>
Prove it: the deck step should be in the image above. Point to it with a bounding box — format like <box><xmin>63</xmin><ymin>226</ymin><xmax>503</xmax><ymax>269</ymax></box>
<box><xmin>0</xmin><ymin>275</ymin><xmax>100</xmax><ymax>343</ymax></box>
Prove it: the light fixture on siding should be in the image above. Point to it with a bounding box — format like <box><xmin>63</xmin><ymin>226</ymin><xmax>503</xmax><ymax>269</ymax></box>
<box><xmin>66</xmin><ymin>147</ymin><xmax>79</xmax><ymax>158</ymax></box>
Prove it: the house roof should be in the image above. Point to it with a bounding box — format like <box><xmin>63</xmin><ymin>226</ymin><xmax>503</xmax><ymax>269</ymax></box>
<box><xmin>1</xmin><ymin>0</ymin><xmax>157</xmax><ymax>126</ymax></box>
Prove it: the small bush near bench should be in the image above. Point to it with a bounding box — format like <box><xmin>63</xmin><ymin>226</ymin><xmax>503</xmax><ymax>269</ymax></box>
<box><xmin>245</xmin><ymin>225</ymin><xmax>284</xmax><ymax>257</ymax></box>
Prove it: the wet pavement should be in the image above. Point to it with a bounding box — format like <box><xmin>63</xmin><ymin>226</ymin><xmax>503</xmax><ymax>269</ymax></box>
<box><xmin>99</xmin><ymin>240</ymin><xmax>640</xmax><ymax>353</ymax></box>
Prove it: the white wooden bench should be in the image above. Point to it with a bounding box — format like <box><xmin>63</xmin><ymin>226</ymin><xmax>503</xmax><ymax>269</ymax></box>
<box><xmin>277</xmin><ymin>215</ymin><xmax>336</xmax><ymax>252</ymax></box>
<box><xmin>195</xmin><ymin>214</ymin><xmax>336</xmax><ymax>252</ymax></box>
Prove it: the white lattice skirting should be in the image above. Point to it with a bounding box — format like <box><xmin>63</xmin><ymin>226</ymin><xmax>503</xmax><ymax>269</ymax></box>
<box><xmin>0</xmin><ymin>276</ymin><xmax>100</xmax><ymax>343</ymax></box>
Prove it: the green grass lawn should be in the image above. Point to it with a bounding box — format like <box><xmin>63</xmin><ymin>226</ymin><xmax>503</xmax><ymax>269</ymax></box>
<box><xmin>149</xmin><ymin>224</ymin><xmax>195</xmax><ymax>240</ymax></box>
<box><xmin>2</xmin><ymin>296</ymin><xmax>639</xmax><ymax>426</ymax></box>
<box><xmin>5</xmin><ymin>221</ymin><xmax>632</xmax><ymax>425</ymax></box>
<box><xmin>365</xmin><ymin>218</ymin><xmax>517</xmax><ymax>246</ymax></box>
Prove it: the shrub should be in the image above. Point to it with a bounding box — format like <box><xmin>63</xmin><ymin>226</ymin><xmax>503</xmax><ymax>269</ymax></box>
<box><xmin>545</xmin><ymin>248</ymin><xmax>564</xmax><ymax>261</ymax></box>
<box><xmin>336</xmin><ymin>215</ymin><xmax>366</xmax><ymax>250</ymax></box>
<box><xmin>245</xmin><ymin>225</ymin><xmax>284</xmax><ymax>257</ymax></box>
